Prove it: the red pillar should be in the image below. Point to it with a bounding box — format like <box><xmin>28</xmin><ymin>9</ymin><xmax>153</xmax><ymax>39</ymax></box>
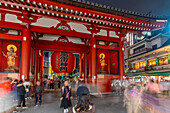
<box><xmin>119</xmin><ymin>40</ymin><xmax>125</xmax><ymax>80</ymax></box>
<box><xmin>84</xmin><ymin>53</ymin><xmax>87</xmax><ymax>81</ymax></box>
<box><xmin>20</xmin><ymin>27</ymin><xmax>31</xmax><ymax>80</ymax></box>
<box><xmin>79</xmin><ymin>53</ymin><xmax>82</xmax><ymax>78</ymax></box>
<box><xmin>40</xmin><ymin>51</ymin><xmax>44</xmax><ymax>85</ymax></box>
<box><xmin>35</xmin><ymin>48</ymin><xmax>39</xmax><ymax>82</ymax></box>
<box><xmin>90</xmin><ymin>36</ymin><xmax>97</xmax><ymax>83</ymax></box>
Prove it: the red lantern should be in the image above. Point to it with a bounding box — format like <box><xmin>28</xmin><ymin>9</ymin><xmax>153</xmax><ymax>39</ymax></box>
<box><xmin>51</xmin><ymin>52</ymin><xmax>75</xmax><ymax>73</ymax></box>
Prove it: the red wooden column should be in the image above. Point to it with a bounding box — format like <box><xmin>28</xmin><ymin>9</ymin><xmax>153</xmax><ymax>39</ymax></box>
<box><xmin>79</xmin><ymin>53</ymin><xmax>82</xmax><ymax>78</ymax></box>
<box><xmin>84</xmin><ymin>53</ymin><xmax>87</xmax><ymax>81</ymax></box>
<box><xmin>90</xmin><ymin>35</ymin><xmax>97</xmax><ymax>83</ymax></box>
<box><xmin>40</xmin><ymin>51</ymin><xmax>44</xmax><ymax>85</ymax></box>
<box><xmin>119</xmin><ymin>40</ymin><xmax>125</xmax><ymax>80</ymax></box>
<box><xmin>34</xmin><ymin>47</ymin><xmax>39</xmax><ymax>82</ymax></box>
<box><xmin>116</xmin><ymin>30</ymin><xmax>126</xmax><ymax>80</ymax></box>
<box><xmin>20</xmin><ymin>26</ymin><xmax>31</xmax><ymax>80</ymax></box>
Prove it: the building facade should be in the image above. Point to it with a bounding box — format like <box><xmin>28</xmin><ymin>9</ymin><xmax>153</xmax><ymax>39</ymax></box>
<box><xmin>125</xmin><ymin>28</ymin><xmax>170</xmax><ymax>80</ymax></box>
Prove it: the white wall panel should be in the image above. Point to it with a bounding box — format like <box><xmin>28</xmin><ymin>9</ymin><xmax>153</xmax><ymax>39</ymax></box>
<box><xmin>5</xmin><ymin>14</ymin><xmax>22</xmax><ymax>23</ymax></box>
<box><xmin>31</xmin><ymin>18</ymin><xmax>59</xmax><ymax>27</ymax></box>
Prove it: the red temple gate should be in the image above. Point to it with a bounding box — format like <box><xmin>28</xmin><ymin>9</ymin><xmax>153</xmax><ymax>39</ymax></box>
<box><xmin>0</xmin><ymin>0</ymin><xmax>167</xmax><ymax>92</ymax></box>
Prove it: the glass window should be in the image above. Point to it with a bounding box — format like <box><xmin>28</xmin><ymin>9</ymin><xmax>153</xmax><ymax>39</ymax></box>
<box><xmin>159</xmin><ymin>55</ymin><xmax>168</xmax><ymax>65</ymax></box>
<box><xmin>134</xmin><ymin>44</ymin><xmax>145</xmax><ymax>54</ymax></box>
<box><xmin>134</xmin><ymin>61</ymin><xmax>146</xmax><ymax>69</ymax></box>
<box><xmin>135</xmin><ymin>63</ymin><xmax>140</xmax><ymax>69</ymax></box>
<box><xmin>149</xmin><ymin>59</ymin><xmax>156</xmax><ymax>66</ymax></box>
<box><xmin>152</xmin><ymin>44</ymin><xmax>157</xmax><ymax>50</ymax></box>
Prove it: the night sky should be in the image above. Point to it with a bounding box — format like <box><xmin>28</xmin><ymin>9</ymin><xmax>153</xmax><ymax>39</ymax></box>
<box><xmin>87</xmin><ymin>0</ymin><xmax>170</xmax><ymax>17</ymax></box>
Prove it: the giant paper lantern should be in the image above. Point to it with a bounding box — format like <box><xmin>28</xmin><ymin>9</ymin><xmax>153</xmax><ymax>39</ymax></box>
<box><xmin>51</xmin><ymin>52</ymin><xmax>75</xmax><ymax>73</ymax></box>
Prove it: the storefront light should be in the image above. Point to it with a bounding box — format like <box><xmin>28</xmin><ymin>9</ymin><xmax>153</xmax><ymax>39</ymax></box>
<box><xmin>162</xmin><ymin>56</ymin><xmax>165</xmax><ymax>58</ymax></box>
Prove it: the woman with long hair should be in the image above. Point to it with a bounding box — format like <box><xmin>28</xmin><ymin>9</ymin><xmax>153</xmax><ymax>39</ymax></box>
<box><xmin>69</xmin><ymin>94</ymin><xmax>95</xmax><ymax>113</ymax></box>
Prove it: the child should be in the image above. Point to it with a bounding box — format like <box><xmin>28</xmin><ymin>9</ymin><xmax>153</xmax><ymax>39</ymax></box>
<box><xmin>60</xmin><ymin>80</ymin><xmax>72</xmax><ymax>113</ymax></box>
<box><xmin>34</xmin><ymin>81</ymin><xmax>44</xmax><ymax>106</ymax></box>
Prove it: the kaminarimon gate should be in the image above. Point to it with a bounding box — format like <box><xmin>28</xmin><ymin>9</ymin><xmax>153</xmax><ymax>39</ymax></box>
<box><xmin>0</xmin><ymin>0</ymin><xmax>166</xmax><ymax>93</ymax></box>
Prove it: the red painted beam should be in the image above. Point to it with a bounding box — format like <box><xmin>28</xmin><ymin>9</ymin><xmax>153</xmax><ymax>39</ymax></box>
<box><xmin>38</xmin><ymin>47</ymin><xmax>85</xmax><ymax>53</ymax></box>
<box><xmin>31</xmin><ymin>26</ymin><xmax>92</xmax><ymax>39</ymax></box>
<box><xmin>0</xmin><ymin>21</ymin><xmax>123</xmax><ymax>42</ymax></box>
<box><xmin>95</xmin><ymin>35</ymin><xmax>121</xmax><ymax>42</ymax></box>
<box><xmin>0</xmin><ymin>34</ymin><xmax>22</xmax><ymax>40</ymax></box>
<box><xmin>37</xmin><ymin>40</ymin><xmax>86</xmax><ymax>53</ymax></box>
<box><xmin>37</xmin><ymin>40</ymin><xmax>86</xmax><ymax>48</ymax></box>
<box><xmin>0</xmin><ymin>21</ymin><xmax>23</xmax><ymax>30</ymax></box>
<box><xmin>96</xmin><ymin>45</ymin><xmax>120</xmax><ymax>50</ymax></box>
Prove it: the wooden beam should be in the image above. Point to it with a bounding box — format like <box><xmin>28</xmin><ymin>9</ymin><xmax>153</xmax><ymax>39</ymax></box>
<box><xmin>0</xmin><ymin>21</ymin><xmax>23</xmax><ymax>30</ymax></box>
<box><xmin>37</xmin><ymin>40</ymin><xmax>86</xmax><ymax>53</ymax></box>
<box><xmin>95</xmin><ymin>35</ymin><xmax>121</xmax><ymax>42</ymax></box>
<box><xmin>31</xmin><ymin>26</ymin><xmax>92</xmax><ymax>39</ymax></box>
<box><xmin>0</xmin><ymin>34</ymin><xmax>22</xmax><ymax>40</ymax></box>
<box><xmin>96</xmin><ymin>45</ymin><xmax>119</xmax><ymax>50</ymax></box>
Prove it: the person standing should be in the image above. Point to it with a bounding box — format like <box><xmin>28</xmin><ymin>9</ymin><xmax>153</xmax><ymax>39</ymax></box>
<box><xmin>16</xmin><ymin>80</ymin><xmax>28</xmax><ymax>109</ymax></box>
<box><xmin>114</xmin><ymin>78</ymin><xmax>122</xmax><ymax>95</ymax></box>
<box><xmin>124</xmin><ymin>84</ymin><xmax>141</xmax><ymax>113</ymax></box>
<box><xmin>60</xmin><ymin>80</ymin><xmax>72</xmax><ymax>113</ymax></box>
<box><xmin>50</xmin><ymin>79</ymin><xmax>54</xmax><ymax>89</ymax></box>
<box><xmin>34</xmin><ymin>81</ymin><xmax>44</xmax><ymax>106</ymax></box>
<box><xmin>47</xmin><ymin>79</ymin><xmax>50</xmax><ymax>89</ymax></box>
<box><xmin>146</xmin><ymin>79</ymin><xmax>161</xmax><ymax>97</ymax></box>
<box><xmin>23</xmin><ymin>79</ymin><xmax>33</xmax><ymax>99</ymax></box>
<box><xmin>11</xmin><ymin>79</ymin><xmax>18</xmax><ymax>101</ymax></box>
<box><xmin>68</xmin><ymin>94</ymin><xmax>95</xmax><ymax>113</ymax></box>
<box><xmin>58</xmin><ymin>80</ymin><xmax>61</xmax><ymax>88</ymax></box>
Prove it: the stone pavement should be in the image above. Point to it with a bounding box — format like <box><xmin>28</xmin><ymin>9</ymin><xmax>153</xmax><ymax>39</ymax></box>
<box><xmin>21</xmin><ymin>91</ymin><xmax>126</xmax><ymax>113</ymax></box>
<box><xmin>0</xmin><ymin>93</ymin><xmax>17</xmax><ymax>113</ymax></box>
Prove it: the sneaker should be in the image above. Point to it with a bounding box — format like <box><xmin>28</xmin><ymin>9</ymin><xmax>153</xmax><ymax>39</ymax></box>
<box><xmin>35</xmin><ymin>104</ymin><xmax>38</xmax><ymax>107</ymax></box>
<box><xmin>16</xmin><ymin>105</ymin><xmax>21</xmax><ymax>109</ymax></box>
<box><xmin>22</xmin><ymin>106</ymin><xmax>28</xmax><ymax>109</ymax></box>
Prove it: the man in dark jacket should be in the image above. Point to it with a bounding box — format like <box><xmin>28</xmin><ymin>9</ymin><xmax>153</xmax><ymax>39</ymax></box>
<box><xmin>17</xmin><ymin>80</ymin><xmax>28</xmax><ymax>109</ymax></box>
<box><xmin>34</xmin><ymin>81</ymin><xmax>44</xmax><ymax>106</ymax></box>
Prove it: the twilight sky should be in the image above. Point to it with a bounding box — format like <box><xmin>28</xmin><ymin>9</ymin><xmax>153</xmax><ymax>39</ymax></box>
<box><xmin>87</xmin><ymin>0</ymin><xmax>170</xmax><ymax>17</ymax></box>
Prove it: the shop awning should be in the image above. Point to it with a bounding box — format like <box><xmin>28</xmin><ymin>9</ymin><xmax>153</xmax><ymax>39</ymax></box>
<box><xmin>125</xmin><ymin>71</ymin><xmax>170</xmax><ymax>77</ymax></box>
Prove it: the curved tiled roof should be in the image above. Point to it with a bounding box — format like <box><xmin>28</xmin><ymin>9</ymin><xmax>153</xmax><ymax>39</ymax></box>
<box><xmin>52</xmin><ymin>0</ymin><xmax>168</xmax><ymax>22</ymax></box>
<box><xmin>0</xmin><ymin>0</ymin><xmax>166</xmax><ymax>31</ymax></box>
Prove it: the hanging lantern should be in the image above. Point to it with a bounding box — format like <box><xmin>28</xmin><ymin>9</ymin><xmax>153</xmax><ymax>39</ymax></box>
<box><xmin>51</xmin><ymin>52</ymin><xmax>75</xmax><ymax>73</ymax></box>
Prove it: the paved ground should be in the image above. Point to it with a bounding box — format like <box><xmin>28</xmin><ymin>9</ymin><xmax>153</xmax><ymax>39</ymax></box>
<box><xmin>0</xmin><ymin>93</ymin><xmax>17</xmax><ymax>112</ymax></box>
<box><xmin>0</xmin><ymin>81</ymin><xmax>126</xmax><ymax>113</ymax></box>
<box><xmin>21</xmin><ymin>91</ymin><xmax>126</xmax><ymax>113</ymax></box>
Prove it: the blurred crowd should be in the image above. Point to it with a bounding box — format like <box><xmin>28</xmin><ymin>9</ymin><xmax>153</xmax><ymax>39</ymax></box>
<box><xmin>1</xmin><ymin>76</ymin><xmax>170</xmax><ymax>113</ymax></box>
<box><xmin>0</xmin><ymin>77</ymin><xmax>44</xmax><ymax>112</ymax></box>
<box><xmin>111</xmin><ymin>78</ymin><xmax>170</xmax><ymax>113</ymax></box>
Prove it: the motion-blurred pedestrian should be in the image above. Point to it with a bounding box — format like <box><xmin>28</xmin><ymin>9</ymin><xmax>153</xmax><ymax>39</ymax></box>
<box><xmin>23</xmin><ymin>79</ymin><xmax>33</xmax><ymax>99</ymax></box>
<box><xmin>34</xmin><ymin>81</ymin><xmax>44</xmax><ymax>106</ymax></box>
<box><xmin>11</xmin><ymin>79</ymin><xmax>18</xmax><ymax>101</ymax></box>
